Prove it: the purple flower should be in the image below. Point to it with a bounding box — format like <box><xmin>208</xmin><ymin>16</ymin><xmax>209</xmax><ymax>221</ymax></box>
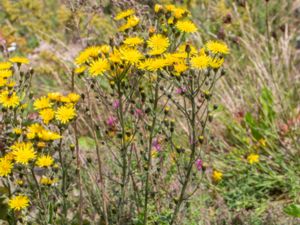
<box><xmin>134</xmin><ymin>108</ymin><xmax>143</xmax><ymax>118</ymax></box>
<box><xmin>195</xmin><ymin>159</ymin><xmax>203</xmax><ymax>171</ymax></box>
<box><xmin>113</xmin><ymin>100</ymin><xmax>120</xmax><ymax>109</ymax></box>
<box><xmin>176</xmin><ymin>86</ymin><xmax>187</xmax><ymax>94</ymax></box>
<box><xmin>152</xmin><ymin>138</ymin><xmax>161</xmax><ymax>151</ymax></box>
<box><xmin>106</xmin><ymin>116</ymin><xmax>117</xmax><ymax>127</ymax></box>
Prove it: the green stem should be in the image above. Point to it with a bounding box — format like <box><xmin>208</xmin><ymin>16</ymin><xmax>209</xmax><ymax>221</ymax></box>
<box><xmin>117</xmin><ymin>81</ymin><xmax>128</xmax><ymax>224</ymax></box>
<box><xmin>143</xmin><ymin>79</ymin><xmax>160</xmax><ymax>225</ymax></box>
<box><xmin>58</xmin><ymin>131</ymin><xmax>67</xmax><ymax>224</ymax></box>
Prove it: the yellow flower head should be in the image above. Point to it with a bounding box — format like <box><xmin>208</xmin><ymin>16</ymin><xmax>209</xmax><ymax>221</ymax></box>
<box><xmin>139</xmin><ymin>57</ymin><xmax>171</xmax><ymax>72</ymax></box>
<box><xmin>67</xmin><ymin>93</ymin><xmax>80</xmax><ymax>103</ymax></box>
<box><xmin>0</xmin><ymin>157</ymin><xmax>13</xmax><ymax>177</ymax></box>
<box><xmin>176</xmin><ymin>20</ymin><xmax>197</xmax><ymax>33</ymax></box>
<box><xmin>37</xmin><ymin>142</ymin><xmax>46</xmax><ymax>148</ymax></box>
<box><xmin>206</xmin><ymin>41</ymin><xmax>229</xmax><ymax>55</ymax></box>
<box><xmin>154</xmin><ymin>4</ymin><xmax>163</xmax><ymax>13</ymax></box>
<box><xmin>89</xmin><ymin>58</ymin><xmax>109</xmax><ymax>77</ymax></box>
<box><xmin>38</xmin><ymin>129</ymin><xmax>61</xmax><ymax>141</ymax></box>
<box><xmin>39</xmin><ymin>108</ymin><xmax>55</xmax><ymax>125</ymax></box>
<box><xmin>47</xmin><ymin>92</ymin><xmax>62</xmax><ymax>101</ymax></box>
<box><xmin>147</xmin><ymin>34</ymin><xmax>170</xmax><ymax>55</ymax></box>
<box><xmin>13</xmin><ymin>128</ymin><xmax>22</xmax><ymax>135</ymax></box>
<box><xmin>26</xmin><ymin>123</ymin><xmax>44</xmax><ymax>139</ymax></box>
<box><xmin>74</xmin><ymin>65</ymin><xmax>86</xmax><ymax>74</ymax></box>
<box><xmin>8</xmin><ymin>195</ymin><xmax>29</xmax><ymax>211</ymax></box>
<box><xmin>191</xmin><ymin>54</ymin><xmax>210</xmax><ymax>70</ymax></box>
<box><xmin>56</xmin><ymin>105</ymin><xmax>76</xmax><ymax>124</ymax></box>
<box><xmin>123</xmin><ymin>36</ymin><xmax>144</xmax><ymax>46</ymax></box>
<box><xmin>109</xmin><ymin>48</ymin><xmax>122</xmax><ymax>63</ymax></box>
<box><xmin>118</xmin><ymin>16</ymin><xmax>140</xmax><ymax>32</ymax></box>
<box><xmin>212</xmin><ymin>170</ymin><xmax>223</xmax><ymax>182</ymax></box>
<box><xmin>174</xmin><ymin>61</ymin><xmax>188</xmax><ymax>75</ymax></box>
<box><xmin>0</xmin><ymin>70</ymin><xmax>13</xmax><ymax>78</ymax></box>
<box><xmin>0</xmin><ymin>62</ymin><xmax>12</xmax><ymax>70</ymax></box>
<box><xmin>100</xmin><ymin>45</ymin><xmax>111</xmax><ymax>54</ymax></box>
<box><xmin>0</xmin><ymin>90</ymin><xmax>20</xmax><ymax>108</ymax></box>
<box><xmin>4</xmin><ymin>152</ymin><xmax>15</xmax><ymax>162</ymax></box>
<box><xmin>9</xmin><ymin>56</ymin><xmax>30</xmax><ymax>64</ymax></box>
<box><xmin>34</xmin><ymin>96</ymin><xmax>53</xmax><ymax>110</ymax></box>
<box><xmin>0</xmin><ymin>77</ymin><xmax>7</xmax><ymax>87</ymax></box>
<box><xmin>114</xmin><ymin>9</ymin><xmax>135</xmax><ymax>20</ymax></box>
<box><xmin>36</xmin><ymin>155</ymin><xmax>54</xmax><ymax>167</ymax></box>
<box><xmin>16</xmin><ymin>179</ymin><xmax>24</xmax><ymax>186</ymax></box>
<box><xmin>75</xmin><ymin>46</ymin><xmax>102</xmax><ymax>65</ymax></box>
<box><xmin>209</xmin><ymin>57</ymin><xmax>224</xmax><ymax>69</ymax></box>
<box><xmin>247</xmin><ymin>153</ymin><xmax>260</xmax><ymax>164</ymax></box>
<box><xmin>173</xmin><ymin>7</ymin><xmax>188</xmax><ymax>19</ymax></box>
<box><xmin>11</xmin><ymin>142</ymin><xmax>36</xmax><ymax>165</ymax></box>
<box><xmin>120</xmin><ymin>47</ymin><xmax>144</xmax><ymax>64</ymax></box>
<box><xmin>40</xmin><ymin>176</ymin><xmax>58</xmax><ymax>186</ymax></box>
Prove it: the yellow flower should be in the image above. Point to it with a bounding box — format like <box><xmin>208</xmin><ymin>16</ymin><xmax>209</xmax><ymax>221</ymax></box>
<box><xmin>39</xmin><ymin>108</ymin><xmax>55</xmax><ymax>124</ymax></box>
<box><xmin>8</xmin><ymin>195</ymin><xmax>29</xmax><ymax>211</ymax></box>
<box><xmin>40</xmin><ymin>176</ymin><xmax>58</xmax><ymax>186</ymax></box>
<box><xmin>89</xmin><ymin>58</ymin><xmax>109</xmax><ymax>77</ymax></box>
<box><xmin>176</xmin><ymin>20</ymin><xmax>197</xmax><ymax>33</ymax></box>
<box><xmin>26</xmin><ymin>123</ymin><xmax>44</xmax><ymax>139</ymax></box>
<box><xmin>4</xmin><ymin>152</ymin><xmax>15</xmax><ymax>162</ymax></box>
<box><xmin>36</xmin><ymin>155</ymin><xmax>54</xmax><ymax>167</ymax></box>
<box><xmin>100</xmin><ymin>45</ymin><xmax>111</xmax><ymax>54</ymax></box>
<box><xmin>174</xmin><ymin>61</ymin><xmax>188</xmax><ymax>75</ymax></box>
<box><xmin>147</xmin><ymin>34</ymin><xmax>170</xmax><ymax>55</ymax></box>
<box><xmin>191</xmin><ymin>54</ymin><xmax>210</xmax><ymax>69</ymax></box>
<box><xmin>258</xmin><ymin>138</ymin><xmax>267</xmax><ymax>147</ymax></box>
<box><xmin>13</xmin><ymin>128</ymin><xmax>22</xmax><ymax>135</ymax></box>
<box><xmin>209</xmin><ymin>57</ymin><xmax>224</xmax><ymax>68</ymax></box>
<box><xmin>118</xmin><ymin>16</ymin><xmax>140</xmax><ymax>32</ymax></box>
<box><xmin>114</xmin><ymin>9</ymin><xmax>135</xmax><ymax>20</ymax></box>
<box><xmin>74</xmin><ymin>65</ymin><xmax>86</xmax><ymax>74</ymax></box>
<box><xmin>0</xmin><ymin>77</ymin><xmax>7</xmax><ymax>87</ymax></box>
<box><xmin>75</xmin><ymin>46</ymin><xmax>102</xmax><ymax>65</ymax></box>
<box><xmin>56</xmin><ymin>105</ymin><xmax>76</xmax><ymax>124</ymax></box>
<box><xmin>11</xmin><ymin>142</ymin><xmax>36</xmax><ymax>165</ymax></box>
<box><xmin>47</xmin><ymin>92</ymin><xmax>62</xmax><ymax>101</ymax></box>
<box><xmin>38</xmin><ymin>129</ymin><xmax>61</xmax><ymax>141</ymax></box>
<box><xmin>123</xmin><ymin>36</ymin><xmax>144</xmax><ymax>46</ymax></box>
<box><xmin>120</xmin><ymin>48</ymin><xmax>144</xmax><ymax>64</ymax></box>
<box><xmin>154</xmin><ymin>4</ymin><xmax>163</xmax><ymax>13</ymax></box>
<box><xmin>109</xmin><ymin>48</ymin><xmax>122</xmax><ymax>63</ymax></box>
<box><xmin>67</xmin><ymin>93</ymin><xmax>80</xmax><ymax>103</ymax></box>
<box><xmin>16</xmin><ymin>179</ymin><xmax>24</xmax><ymax>186</ymax></box>
<box><xmin>0</xmin><ymin>62</ymin><xmax>12</xmax><ymax>70</ymax></box>
<box><xmin>247</xmin><ymin>153</ymin><xmax>260</xmax><ymax>164</ymax></box>
<box><xmin>139</xmin><ymin>57</ymin><xmax>171</xmax><ymax>72</ymax></box>
<box><xmin>0</xmin><ymin>70</ymin><xmax>13</xmax><ymax>78</ymax></box>
<box><xmin>206</xmin><ymin>41</ymin><xmax>229</xmax><ymax>55</ymax></box>
<box><xmin>6</xmin><ymin>80</ymin><xmax>16</xmax><ymax>88</ymax></box>
<box><xmin>0</xmin><ymin>157</ymin><xmax>13</xmax><ymax>177</ymax></box>
<box><xmin>165</xmin><ymin>4</ymin><xmax>176</xmax><ymax>12</ymax></box>
<box><xmin>212</xmin><ymin>170</ymin><xmax>223</xmax><ymax>182</ymax></box>
<box><xmin>173</xmin><ymin>7</ymin><xmax>188</xmax><ymax>19</ymax></box>
<box><xmin>34</xmin><ymin>96</ymin><xmax>53</xmax><ymax>110</ymax></box>
<box><xmin>9</xmin><ymin>56</ymin><xmax>30</xmax><ymax>64</ymax></box>
<box><xmin>37</xmin><ymin>142</ymin><xmax>46</xmax><ymax>148</ymax></box>
<box><xmin>0</xmin><ymin>90</ymin><xmax>20</xmax><ymax>108</ymax></box>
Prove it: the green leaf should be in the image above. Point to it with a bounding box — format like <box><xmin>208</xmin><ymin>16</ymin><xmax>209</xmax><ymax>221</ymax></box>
<box><xmin>284</xmin><ymin>204</ymin><xmax>300</xmax><ymax>218</ymax></box>
<box><xmin>78</xmin><ymin>136</ymin><xmax>96</xmax><ymax>150</ymax></box>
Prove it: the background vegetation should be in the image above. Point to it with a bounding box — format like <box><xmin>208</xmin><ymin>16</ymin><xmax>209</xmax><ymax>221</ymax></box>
<box><xmin>0</xmin><ymin>0</ymin><xmax>299</xmax><ymax>224</ymax></box>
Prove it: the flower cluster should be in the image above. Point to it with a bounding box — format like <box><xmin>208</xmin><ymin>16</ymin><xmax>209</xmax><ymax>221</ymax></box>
<box><xmin>74</xmin><ymin>3</ymin><xmax>229</xmax><ymax>224</ymax></box>
<box><xmin>0</xmin><ymin>55</ymin><xmax>79</xmax><ymax>223</ymax></box>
